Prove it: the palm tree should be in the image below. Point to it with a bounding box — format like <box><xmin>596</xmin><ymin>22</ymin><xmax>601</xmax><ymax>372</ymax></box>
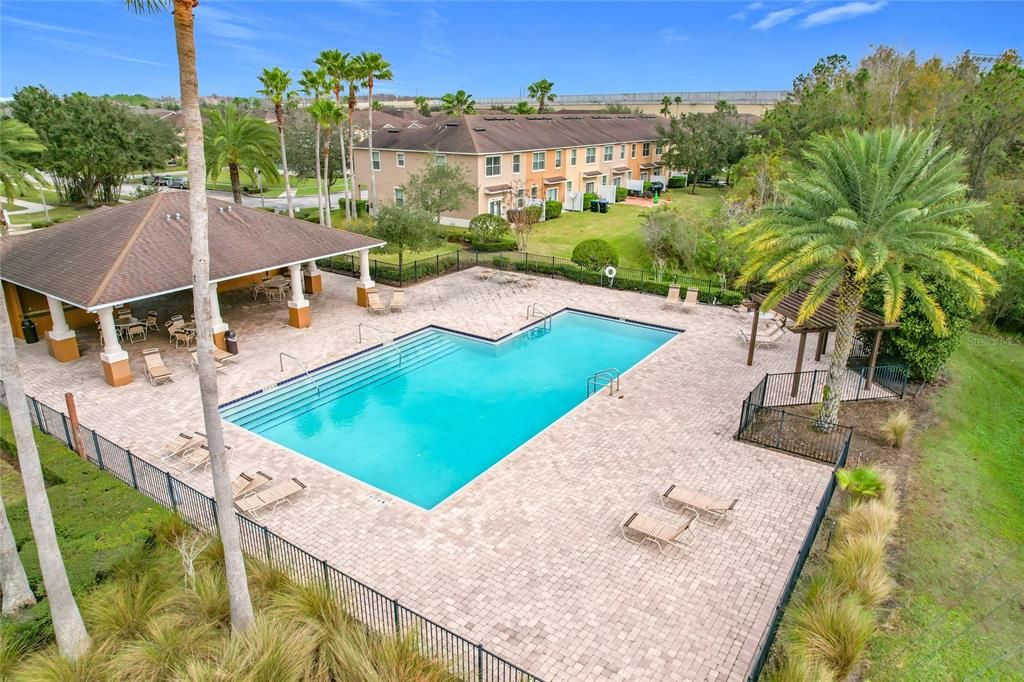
<box><xmin>414</xmin><ymin>95</ymin><xmax>431</xmax><ymax>117</ymax></box>
<box><xmin>1</xmin><ymin>478</ymin><xmax>36</xmax><ymax>615</ymax></box>
<box><xmin>126</xmin><ymin>0</ymin><xmax>254</xmax><ymax>634</ymax></box>
<box><xmin>511</xmin><ymin>101</ymin><xmax>535</xmax><ymax>115</ymax></box>
<box><xmin>342</xmin><ymin>59</ymin><xmax>365</xmax><ymax>220</ymax></box>
<box><xmin>203</xmin><ymin>104</ymin><xmax>280</xmax><ymax>205</ymax></box>
<box><xmin>308</xmin><ymin>99</ymin><xmax>344</xmax><ymax>227</ymax></box>
<box><xmin>0</xmin><ymin>119</ymin><xmax>46</xmax><ymax>235</ymax></box>
<box><xmin>354</xmin><ymin>51</ymin><xmax>392</xmax><ymax>215</ymax></box>
<box><xmin>299</xmin><ymin>68</ymin><xmax>329</xmax><ymax>224</ymax></box>
<box><xmin>673</xmin><ymin>95</ymin><xmax>682</xmax><ymax>116</ymax></box>
<box><xmin>440</xmin><ymin>90</ymin><xmax>477</xmax><ymax>116</ymax></box>
<box><xmin>0</xmin><ymin>282</ymin><xmax>89</xmax><ymax>657</ymax></box>
<box><xmin>257</xmin><ymin>66</ymin><xmax>295</xmax><ymax>218</ymax></box>
<box><xmin>733</xmin><ymin>128</ymin><xmax>1003</xmax><ymax>426</ymax></box>
<box><xmin>660</xmin><ymin>96</ymin><xmax>672</xmax><ymax>116</ymax></box>
<box><xmin>527</xmin><ymin>79</ymin><xmax>556</xmax><ymax>114</ymax></box>
<box><xmin>315</xmin><ymin>49</ymin><xmax>354</xmax><ymax>222</ymax></box>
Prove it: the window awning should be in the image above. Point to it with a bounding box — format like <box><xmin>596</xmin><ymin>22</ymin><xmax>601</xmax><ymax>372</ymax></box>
<box><xmin>612</xmin><ymin>166</ymin><xmax>630</xmax><ymax>173</ymax></box>
<box><xmin>543</xmin><ymin>176</ymin><xmax>568</xmax><ymax>184</ymax></box>
<box><xmin>639</xmin><ymin>162</ymin><xmax>660</xmax><ymax>170</ymax></box>
<box><xmin>582</xmin><ymin>170</ymin><xmax>602</xmax><ymax>177</ymax></box>
<box><xmin>483</xmin><ymin>184</ymin><xmax>512</xmax><ymax>194</ymax></box>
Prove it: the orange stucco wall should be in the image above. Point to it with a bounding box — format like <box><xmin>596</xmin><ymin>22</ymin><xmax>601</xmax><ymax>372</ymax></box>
<box><xmin>3</xmin><ymin>282</ymin><xmax>97</xmax><ymax>340</ymax></box>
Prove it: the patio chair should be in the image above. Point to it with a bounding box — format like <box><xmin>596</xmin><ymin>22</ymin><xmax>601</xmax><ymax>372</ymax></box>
<box><xmin>252</xmin><ymin>282</ymin><xmax>269</xmax><ymax>302</ymax></box>
<box><xmin>145</xmin><ymin>310</ymin><xmax>159</xmax><ymax>332</ymax></box>
<box><xmin>660</xmin><ymin>484</ymin><xmax>738</xmax><ymax>526</ymax></box>
<box><xmin>214</xmin><ymin>347</ymin><xmax>237</xmax><ymax>364</ymax></box>
<box><xmin>127</xmin><ymin>324</ymin><xmax>147</xmax><ymax>343</ymax></box>
<box><xmin>142</xmin><ymin>348</ymin><xmax>173</xmax><ymax>386</ymax></box>
<box><xmin>156</xmin><ymin>432</ymin><xmax>199</xmax><ymax>461</ymax></box>
<box><xmin>367</xmin><ymin>292</ymin><xmax>387</xmax><ymax>315</ymax></box>
<box><xmin>231</xmin><ymin>471</ymin><xmax>272</xmax><ymax>500</ymax></box>
<box><xmin>477</xmin><ymin>269</ymin><xmax>495</xmax><ymax>281</ymax></box>
<box><xmin>171</xmin><ymin>326</ymin><xmax>196</xmax><ymax>349</ymax></box>
<box><xmin>681</xmin><ymin>287</ymin><xmax>699</xmax><ymax>311</ymax></box>
<box><xmin>500</xmin><ymin>272</ymin><xmax>519</xmax><ymax>285</ymax></box>
<box><xmin>737</xmin><ymin>324</ymin><xmax>785</xmax><ymax>348</ymax></box>
<box><xmin>388</xmin><ymin>289</ymin><xmax>405</xmax><ymax>312</ymax></box>
<box><xmin>175</xmin><ymin>444</ymin><xmax>211</xmax><ymax>473</ymax></box>
<box><xmin>190</xmin><ymin>350</ymin><xmax>226</xmax><ymax>373</ymax></box>
<box><xmin>235</xmin><ymin>477</ymin><xmax>308</xmax><ymax>519</ymax></box>
<box><xmin>620</xmin><ymin>512</ymin><xmax>695</xmax><ymax>556</ymax></box>
<box><xmin>664</xmin><ymin>284</ymin><xmax>680</xmax><ymax>309</ymax></box>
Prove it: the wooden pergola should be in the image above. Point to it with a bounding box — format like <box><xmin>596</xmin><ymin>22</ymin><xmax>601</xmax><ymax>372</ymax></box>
<box><xmin>745</xmin><ymin>290</ymin><xmax>900</xmax><ymax>396</ymax></box>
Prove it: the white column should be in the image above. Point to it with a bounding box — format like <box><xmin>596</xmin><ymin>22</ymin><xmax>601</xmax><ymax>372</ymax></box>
<box><xmin>46</xmin><ymin>296</ymin><xmax>75</xmax><ymax>341</ymax></box>
<box><xmin>358</xmin><ymin>248</ymin><xmax>374</xmax><ymax>288</ymax></box>
<box><xmin>288</xmin><ymin>263</ymin><xmax>308</xmax><ymax>309</ymax></box>
<box><xmin>306</xmin><ymin>260</ymin><xmax>321</xmax><ymax>276</ymax></box>
<box><xmin>209</xmin><ymin>283</ymin><xmax>229</xmax><ymax>334</ymax></box>
<box><xmin>97</xmin><ymin>306</ymin><xmax>127</xmax><ymax>363</ymax></box>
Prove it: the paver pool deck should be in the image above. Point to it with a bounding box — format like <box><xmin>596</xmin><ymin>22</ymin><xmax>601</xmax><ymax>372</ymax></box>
<box><xmin>15</xmin><ymin>270</ymin><xmax>837</xmax><ymax>681</ymax></box>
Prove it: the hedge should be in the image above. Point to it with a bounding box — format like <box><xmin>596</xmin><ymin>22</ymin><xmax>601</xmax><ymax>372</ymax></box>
<box><xmin>337</xmin><ymin>198</ymin><xmax>370</xmax><ymax>217</ymax></box>
<box><xmin>667</xmin><ymin>176</ymin><xmax>687</xmax><ymax>188</ymax></box>
<box><xmin>0</xmin><ymin>407</ymin><xmax>173</xmax><ymax>649</ymax></box>
<box><xmin>572</xmin><ymin>239</ymin><xmax>619</xmax><ymax>269</ymax></box>
<box><xmin>615</xmin><ymin>186</ymin><xmax>628</xmax><ymax>202</ymax></box>
<box><xmin>544</xmin><ymin>200</ymin><xmax>562</xmax><ymax>219</ymax></box>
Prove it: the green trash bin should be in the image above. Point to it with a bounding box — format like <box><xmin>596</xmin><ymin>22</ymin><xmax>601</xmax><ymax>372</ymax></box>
<box><xmin>590</xmin><ymin>200</ymin><xmax>599</xmax><ymax>212</ymax></box>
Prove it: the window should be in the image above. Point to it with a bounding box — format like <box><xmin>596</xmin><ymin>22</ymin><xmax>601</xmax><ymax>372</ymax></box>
<box><xmin>532</xmin><ymin>151</ymin><xmax>545</xmax><ymax>171</ymax></box>
<box><xmin>600</xmin><ymin>175</ymin><xmax>608</xmax><ymax>186</ymax></box>
<box><xmin>546</xmin><ymin>187</ymin><xmax>558</xmax><ymax>202</ymax></box>
<box><xmin>488</xmin><ymin>198</ymin><xmax>503</xmax><ymax>216</ymax></box>
<box><xmin>603</xmin><ymin>145</ymin><xmax>613</xmax><ymax>161</ymax></box>
<box><xmin>566</xmin><ymin>180</ymin><xmax>573</xmax><ymax>192</ymax></box>
<box><xmin>530</xmin><ymin>185</ymin><xmax>538</xmax><ymax>199</ymax></box>
<box><xmin>435</xmin><ymin>153</ymin><xmax>446</xmax><ymax>166</ymax></box>
<box><xmin>396</xmin><ymin>152</ymin><xmax>405</xmax><ymax>167</ymax></box>
<box><xmin>627</xmin><ymin>170</ymin><xmax>633</xmax><ymax>180</ymax></box>
<box><xmin>642</xmin><ymin>142</ymin><xmax>651</xmax><ymax>157</ymax></box>
<box><xmin>371</xmin><ymin>151</ymin><xmax>381</xmax><ymax>171</ymax></box>
<box><xmin>613</xmin><ymin>176</ymin><xmax>621</xmax><ymax>187</ymax></box>
<box><xmin>631</xmin><ymin>144</ymin><xmax>637</xmax><ymax>159</ymax></box>
<box><xmin>655</xmin><ymin>142</ymin><xmax>664</xmax><ymax>155</ymax></box>
<box><xmin>585</xmin><ymin>147</ymin><xmax>596</xmax><ymax>164</ymax></box>
<box><xmin>485</xmin><ymin>155</ymin><xmax>501</xmax><ymax>177</ymax></box>
<box><xmin>393</xmin><ymin>187</ymin><xmax>405</xmax><ymax>206</ymax></box>
<box><xmin>585</xmin><ymin>181</ymin><xmax>595</xmax><ymax>193</ymax></box>
<box><xmin>620</xmin><ymin>144</ymin><xmax>626</xmax><ymax>160</ymax></box>
<box><xmin>570</xmin><ymin>149</ymin><xmax>577</xmax><ymax>166</ymax></box>
<box><xmin>555</xmin><ymin>149</ymin><xmax>562</xmax><ymax>168</ymax></box>
<box><xmin>641</xmin><ymin>171</ymin><xmax>649</xmax><ymax>182</ymax></box>
<box><xmin>512</xmin><ymin>153</ymin><xmax>521</xmax><ymax>174</ymax></box>
<box><xmin>516</xmin><ymin>188</ymin><xmax>525</xmax><ymax>205</ymax></box>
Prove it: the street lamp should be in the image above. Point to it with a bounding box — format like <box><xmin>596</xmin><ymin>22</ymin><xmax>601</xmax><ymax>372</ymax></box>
<box><xmin>256</xmin><ymin>168</ymin><xmax>265</xmax><ymax>208</ymax></box>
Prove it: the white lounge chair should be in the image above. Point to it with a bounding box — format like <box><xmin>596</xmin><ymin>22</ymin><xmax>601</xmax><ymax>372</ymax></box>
<box><xmin>681</xmin><ymin>287</ymin><xmax>699</xmax><ymax>311</ymax></box>
<box><xmin>235</xmin><ymin>478</ymin><xmax>308</xmax><ymax>519</ymax></box>
<box><xmin>388</xmin><ymin>289</ymin><xmax>405</xmax><ymax>312</ymax></box>
<box><xmin>156</xmin><ymin>432</ymin><xmax>199</xmax><ymax>462</ymax></box>
<box><xmin>664</xmin><ymin>284</ymin><xmax>680</xmax><ymax>309</ymax></box>
<box><xmin>620</xmin><ymin>512</ymin><xmax>695</xmax><ymax>556</ymax></box>
<box><xmin>367</xmin><ymin>292</ymin><xmax>387</xmax><ymax>315</ymax></box>
<box><xmin>660</xmin><ymin>484</ymin><xmax>738</xmax><ymax>526</ymax></box>
<box><xmin>738</xmin><ymin>324</ymin><xmax>785</xmax><ymax>348</ymax></box>
<box><xmin>142</xmin><ymin>348</ymin><xmax>173</xmax><ymax>386</ymax></box>
<box><xmin>231</xmin><ymin>471</ymin><xmax>272</xmax><ymax>500</ymax></box>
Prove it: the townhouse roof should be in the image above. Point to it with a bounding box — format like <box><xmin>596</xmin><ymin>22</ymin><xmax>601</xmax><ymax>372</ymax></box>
<box><xmin>355</xmin><ymin>114</ymin><xmax>668</xmax><ymax>154</ymax></box>
<box><xmin>0</xmin><ymin>191</ymin><xmax>383</xmax><ymax>311</ymax></box>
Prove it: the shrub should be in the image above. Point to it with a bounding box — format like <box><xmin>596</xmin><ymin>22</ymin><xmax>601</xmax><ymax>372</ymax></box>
<box><xmin>835</xmin><ymin>466</ymin><xmax>884</xmax><ymax>499</ymax></box>
<box><xmin>614</xmin><ymin>186</ymin><xmax>627</xmax><ymax>202</ymax></box>
<box><xmin>544</xmin><ymin>200</ymin><xmax>562</xmax><ymax>219</ymax></box>
<box><xmin>470</xmin><ymin>237</ymin><xmax>517</xmax><ymax>252</ymax></box>
<box><xmin>667</xmin><ymin>175</ymin><xmax>687</xmax><ymax>188</ymax></box>
<box><xmin>879</xmin><ymin>409</ymin><xmax>913</xmax><ymax>448</ymax></box>
<box><xmin>836</xmin><ymin>498</ymin><xmax>899</xmax><ymax>544</ymax></box>
<box><xmin>571</xmin><ymin>239</ymin><xmax>618</xmax><ymax>269</ymax></box>
<box><xmin>582</xmin><ymin>192</ymin><xmax>599</xmax><ymax>209</ymax></box>
<box><xmin>643</xmin><ymin>181</ymin><xmax>652</xmax><ymax>193</ymax></box>
<box><xmin>296</xmin><ymin>207</ymin><xmax>319</xmax><ymax>223</ymax></box>
<box><xmin>30</xmin><ymin>220</ymin><xmax>55</xmax><ymax>229</ymax></box>
<box><xmin>828</xmin><ymin>534</ymin><xmax>895</xmax><ymax>608</ymax></box>
<box><xmin>718</xmin><ymin>290</ymin><xmax>744</xmax><ymax>305</ymax></box>
<box><xmin>784</xmin><ymin>576</ymin><xmax>875</xmax><ymax>679</ymax></box>
<box><xmin>445</xmin><ymin>227</ymin><xmax>472</xmax><ymax>244</ymax></box>
<box><xmin>468</xmin><ymin>213</ymin><xmax>510</xmax><ymax>241</ymax></box>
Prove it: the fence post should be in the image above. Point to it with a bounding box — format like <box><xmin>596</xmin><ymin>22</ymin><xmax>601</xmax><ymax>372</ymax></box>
<box><xmin>125</xmin><ymin>449</ymin><xmax>139</xmax><ymax>489</ymax></box>
<box><xmin>263</xmin><ymin>525</ymin><xmax>272</xmax><ymax>561</ymax></box>
<box><xmin>810</xmin><ymin>370</ymin><xmax>818</xmax><ymax>403</ymax></box>
<box><xmin>456</xmin><ymin>250</ymin><xmax>460</xmax><ymax>272</ymax></box>
<box><xmin>165</xmin><ymin>472</ymin><xmax>177</xmax><ymax>512</ymax></box>
<box><xmin>60</xmin><ymin>412</ymin><xmax>73</xmax><ymax>449</ymax></box>
<box><xmin>92</xmin><ymin>430</ymin><xmax>105</xmax><ymax>470</ymax></box>
<box><xmin>31</xmin><ymin>397</ymin><xmax>43</xmax><ymax>429</ymax></box>
<box><xmin>477</xmin><ymin>644</ymin><xmax>484</xmax><ymax>682</ymax></box>
<box><xmin>775</xmin><ymin>410</ymin><xmax>784</xmax><ymax>449</ymax></box>
<box><xmin>435</xmin><ymin>254</ymin><xmax>439</xmax><ymax>275</ymax></box>
<box><xmin>321</xmin><ymin>560</ymin><xmax>331</xmax><ymax>592</ymax></box>
<box><xmin>640</xmin><ymin>270</ymin><xmax>645</xmax><ymax>293</ymax></box>
<box><xmin>855</xmin><ymin>367</ymin><xmax>864</xmax><ymax>400</ymax></box>
<box><xmin>393</xmin><ymin>599</ymin><xmax>401</xmax><ymax>633</ymax></box>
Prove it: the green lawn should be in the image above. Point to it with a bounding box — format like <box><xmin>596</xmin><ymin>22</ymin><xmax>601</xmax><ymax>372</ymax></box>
<box><xmin>865</xmin><ymin>334</ymin><xmax>1024</xmax><ymax>680</ymax></box>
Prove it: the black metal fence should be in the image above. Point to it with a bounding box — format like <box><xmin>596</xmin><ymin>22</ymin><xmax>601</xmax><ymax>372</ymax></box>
<box><xmin>754</xmin><ymin>365</ymin><xmax>908</xmax><ymax>409</ymax></box>
<box><xmin>318</xmin><ymin>249</ymin><xmax>739</xmax><ymax>304</ymax></box>
<box><xmin>0</xmin><ymin>383</ymin><xmax>543</xmax><ymax>682</ymax></box>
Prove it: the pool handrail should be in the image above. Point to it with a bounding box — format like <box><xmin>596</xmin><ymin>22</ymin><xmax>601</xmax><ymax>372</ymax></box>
<box><xmin>279</xmin><ymin>352</ymin><xmax>321</xmax><ymax>397</ymax></box>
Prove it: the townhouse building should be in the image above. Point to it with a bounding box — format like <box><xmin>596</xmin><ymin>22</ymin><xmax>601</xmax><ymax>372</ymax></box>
<box><xmin>351</xmin><ymin>114</ymin><xmax>667</xmax><ymax>225</ymax></box>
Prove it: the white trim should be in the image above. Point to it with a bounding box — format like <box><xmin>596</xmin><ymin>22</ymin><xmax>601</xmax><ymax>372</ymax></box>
<box><xmin>353</xmin><ymin>138</ymin><xmax>660</xmax><ymax>156</ymax></box>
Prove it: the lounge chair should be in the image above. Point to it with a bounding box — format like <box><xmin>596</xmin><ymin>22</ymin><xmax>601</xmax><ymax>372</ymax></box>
<box><xmin>235</xmin><ymin>478</ymin><xmax>308</xmax><ymax>519</ymax></box>
<box><xmin>388</xmin><ymin>289</ymin><xmax>405</xmax><ymax>312</ymax></box>
<box><xmin>738</xmin><ymin>324</ymin><xmax>785</xmax><ymax>348</ymax></box>
<box><xmin>190</xmin><ymin>350</ymin><xmax>226</xmax><ymax>373</ymax></box>
<box><xmin>477</xmin><ymin>269</ymin><xmax>495</xmax><ymax>281</ymax></box>
<box><xmin>660</xmin><ymin>484</ymin><xmax>738</xmax><ymax>526</ymax></box>
<box><xmin>156</xmin><ymin>432</ymin><xmax>199</xmax><ymax>461</ymax></box>
<box><xmin>681</xmin><ymin>287</ymin><xmax>699</xmax><ymax>311</ymax></box>
<box><xmin>175</xmin><ymin>444</ymin><xmax>210</xmax><ymax>473</ymax></box>
<box><xmin>499</xmin><ymin>272</ymin><xmax>519</xmax><ymax>285</ymax></box>
<box><xmin>231</xmin><ymin>471</ymin><xmax>272</xmax><ymax>500</ymax></box>
<box><xmin>142</xmin><ymin>348</ymin><xmax>173</xmax><ymax>386</ymax></box>
<box><xmin>664</xmin><ymin>284</ymin><xmax>680</xmax><ymax>308</ymax></box>
<box><xmin>620</xmin><ymin>512</ymin><xmax>695</xmax><ymax>556</ymax></box>
<box><xmin>367</xmin><ymin>292</ymin><xmax>387</xmax><ymax>315</ymax></box>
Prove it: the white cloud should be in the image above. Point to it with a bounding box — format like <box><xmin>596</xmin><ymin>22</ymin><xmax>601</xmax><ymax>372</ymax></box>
<box><xmin>752</xmin><ymin>7</ymin><xmax>801</xmax><ymax>30</ymax></box>
<box><xmin>195</xmin><ymin>4</ymin><xmax>261</xmax><ymax>41</ymax></box>
<box><xmin>659</xmin><ymin>28</ymin><xmax>688</xmax><ymax>44</ymax></box>
<box><xmin>730</xmin><ymin>2</ymin><xmax>765</xmax><ymax>21</ymax></box>
<box><xmin>26</xmin><ymin>35</ymin><xmax>164</xmax><ymax>66</ymax></box>
<box><xmin>801</xmin><ymin>1</ymin><xmax>886</xmax><ymax>27</ymax></box>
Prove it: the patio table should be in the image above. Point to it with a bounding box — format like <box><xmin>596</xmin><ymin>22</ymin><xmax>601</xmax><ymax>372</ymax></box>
<box><xmin>114</xmin><ymin>316</ymin><xmax>140</xmax><ymax>341</ymax></box>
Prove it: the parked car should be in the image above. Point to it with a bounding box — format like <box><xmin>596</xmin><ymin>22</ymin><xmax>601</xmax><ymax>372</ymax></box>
<box><xmin>165</xmin><ymin>177</ymin><xmax>188</xmax><ymax>189</ymax></box>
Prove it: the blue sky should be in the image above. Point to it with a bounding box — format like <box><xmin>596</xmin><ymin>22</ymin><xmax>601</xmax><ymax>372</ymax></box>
<box><xmin>1</xmin><ymin>1</ymin><xmax>1021</xmax><ymax>99</ymax></box>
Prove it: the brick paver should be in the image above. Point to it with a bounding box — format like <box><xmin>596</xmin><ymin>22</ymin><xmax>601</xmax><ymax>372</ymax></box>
<box><xmin>14</xmin><ymin>270</ymin><xmax>835</xmax><ymax>681</ymax></box>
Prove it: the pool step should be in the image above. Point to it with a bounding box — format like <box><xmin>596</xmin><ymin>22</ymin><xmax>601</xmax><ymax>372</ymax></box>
<box><xmin>223</xmin><ymin>332</ymin><xmax>459</xmax><ymax>432</ymax></box>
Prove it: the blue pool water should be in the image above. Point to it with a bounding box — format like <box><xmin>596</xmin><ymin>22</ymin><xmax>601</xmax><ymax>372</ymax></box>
<box><xmin>221</xmin><ymin>312</ymin><xmax>677</xmax><ymax>509</ymax></box>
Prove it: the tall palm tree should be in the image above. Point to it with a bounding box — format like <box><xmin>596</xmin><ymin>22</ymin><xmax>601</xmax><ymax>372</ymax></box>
<box><xmin>203</xmin><ymin>104</ymin><xmax>280</xmax><ymax>205</ymax></box>
<box><xmin>299</xmin><ymin>68</ymin><xmax>329</xmax><ymax>224</ymax></box>
<box><xmin>527</xmin><ymin>79</ymin><xmax>556</xmax><ymax>114</ymax></box>
<box><xmin>440</xmin><ymin>90</ymin><xmax>477</xmax><ymax>116</ymax></box>
<box><xmin>315</xmin><ymin>49</ymin><xmax>353</xmax><ymax>221</ymax></box>
<box><xmin>354</xmin><ymin>51</ymin><xmax>392</xmax><ymax>215</ymax></box>
<box><xmin>0</xmin><ymin>284</ymin><xmax>89</xmax><ymax>657</ymax></box>
<box><xmin>1</xmin><ymin>485</ymin><xmax>35</xmax><ymax>615</ymax></box>
<box><xmin>309</xmin><ymin>99</ymin><xmax>344</xmax><ymax>227</ymax></box>
<box><xmin>257</xmin><ymin>66</ymin><xmax>295</xmax><ymax>218</ymax></box>
<box><xmin>343</xmin><ymin>60</ymin><xmax>365</xmax><ymax>221</ymax></box>
<box><xmin>674</xmin><ymin>95</ymin><xmax>683</xmax><ymax>116</ymax></box>
<box><xmin>414</xmin><ymin>95</ymin><xmax>430</xmax><ymax>117</ymax></box>
<box><xmin>0</xmin><ymin>119</ymin><xmax>46</xmax><ymax>235</ymax></box>
<box><xmin>126</xmin><ymin>0</ymin><xmax>255</xmax><ymax>633</ymax></box>
<box><xmin>733</xmin><ymin>128</ymin><xmax>1003</xmax><ymax>426</ymax></box>
<box><xmin>660</xmin><ymin>96</ymin><xmax>672</xmax><ymax>116</ymax></box>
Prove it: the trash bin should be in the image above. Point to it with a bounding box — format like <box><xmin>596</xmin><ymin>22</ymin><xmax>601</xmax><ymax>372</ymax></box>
<box><xmin>590</xmin><ymin>200</ymin><xmax>599</xmax><ymax>212</ymax></box>
<box><xmin>21</xmin><ymin>318</ymin><xmax>39</xmax><ymax>344</ymax></box>
<box><xmin>224</xmin><ymin>329</ymin><xmax>238</xmax><ymax>355</ymax></box>
<box><xmin>598</xmin><ymin>200</ymin><xmax>609</xmax><ymax>214</ymax></box>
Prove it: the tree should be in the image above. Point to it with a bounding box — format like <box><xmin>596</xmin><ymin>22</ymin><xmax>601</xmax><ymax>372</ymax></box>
<box><xmin>282</xmin><ymin>108</ymin><xmax>344</xmax><ymax>194</ymax></box>
<box><xmin>0</xmin><ymin>119</ymin><xmax>45</xmax><ymax>234</ymax></box>
<box><xmin>0</xmin><ymin>281</ymin><xmax>89</xmax><ymax>657</ymax></box>
<box><xmin>126</xmin><ymin>0</ymin><xmax>254</xmax><ymax>633</ymax></box>
<box><xmin>414</xmin><ymin>95</ymin><xmax>431</xmax><ymax>117</ymax></box>
<box><xmin>527</xmin><ymin>79</ymin><xmax>555</xmax><ymax>113</ymax></box>
<box><xmin>732</xmin><ymin>128</ymin><xmax>1003</xmax><ymax>426</ymax></box>
<box><xmin>468</xmin><ymin>212</ymin><xmax>510</xmax><ymax>243</ymax></box>
<box><xmin>203</xmin><ymin>104</ymin><xmax>280</xmax><ymax>204</ymax></box>
<box><xmin>502</xmin><ymin>180</ymin><xmax>541</xmax><ymax>252</ymax></box>
<box><xmin>673</xmin><ymin>95</ymin><xmax>682</xmax><ymax>116</ymax></box>
<box><xmin>354</xmin><ymin>51</ymin><xmax>392</xmax><ymax>215</ymax></box>
<box><xmin>372</xmin><ymin>204</ymin><xmax>441</xmax><ymax>266</ymax></box>
<box><xmin>1</xmin><ymin>486</ymin><xmax>35</xmax><ymax>615</ymax></box>
<box><xmin>660</xmin><ymin>96</ymin><xmax>672</xmax><ymax>116</ymax></box>
<box><xmin>257</xmin><ymin>66</ymin><xmax>296</xmax><ymax>217</ymax></box>
<box><xmin>298</xmin><ymin>68</ymin><xmax>330</xmax><ymax>223</ymax></box>
<box><xmin>440</xmin><ymin>90</ymin><xmax>477</xmax><ymax>116</ymax></box>
<box><xmin>405</xmin><ymin>159</ymin><xmax>476</xmax><ymax>223</ymax></box>
<box><xmin>511</xmin><ymin>101</ymin><xmax>535</xmax><ymax>115</ymax></box>
<box><xmin>308</xmin><ymin>99</ymin><xmax>344</xmax><ymax>226</ymax></box>
<box><xmin>315</xmin><ymin>49</ymin><xmax>354</xmax><ymax>221</ymax></box>
<box><xmin>659</xmin><ymin>102</ymin><xmax>743</xmax><ymax>193</ymax></box>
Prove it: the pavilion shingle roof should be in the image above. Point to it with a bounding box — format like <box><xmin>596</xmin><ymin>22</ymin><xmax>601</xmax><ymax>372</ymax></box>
<box><xmin>752</xmin><ymin>290</ymin><xmax>898</xmax><ymax>333</ymax></box>
<box><xmin>354</xmin><ymin>114</ymin><xmax>667</xmax><ymax>154</ymax></box>
<box><xmin>0</xmin><ymin>191</ymin><xmax>383</xmax><ymax>310</ymax></box>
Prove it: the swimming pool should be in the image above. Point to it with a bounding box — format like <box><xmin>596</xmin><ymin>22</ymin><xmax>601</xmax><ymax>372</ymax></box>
<box><xmin>221</xmin><ymin>311</ymin><xmax>678</xmax><ymax>509</ymax></box>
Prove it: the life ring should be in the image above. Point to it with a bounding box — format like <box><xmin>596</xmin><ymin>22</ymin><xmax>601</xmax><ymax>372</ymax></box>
<box><xmin>604</xmin><ymin>265</ymin><xmax>617</xmax><ymax>279</ymax></box>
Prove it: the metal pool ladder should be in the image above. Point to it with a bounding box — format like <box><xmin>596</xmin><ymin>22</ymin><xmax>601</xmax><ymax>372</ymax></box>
<box><xmin>357</xmin><ymin>323</ymin><xmax>403</xmax><ymax>366</ymax></box>
<box><xmin>279</xmin><ymin>352</ymin><xmax>321</xmax><ymax>397</ymax></box>
<box><xmin>587</xmin><ymin>368</ymin><xmax>620</xmax><ymax>397</ymax></box>
<box><xmin>526</xmin><ymin>302</ymin><xmax>553</xmax><ymax>331</ymax></box>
